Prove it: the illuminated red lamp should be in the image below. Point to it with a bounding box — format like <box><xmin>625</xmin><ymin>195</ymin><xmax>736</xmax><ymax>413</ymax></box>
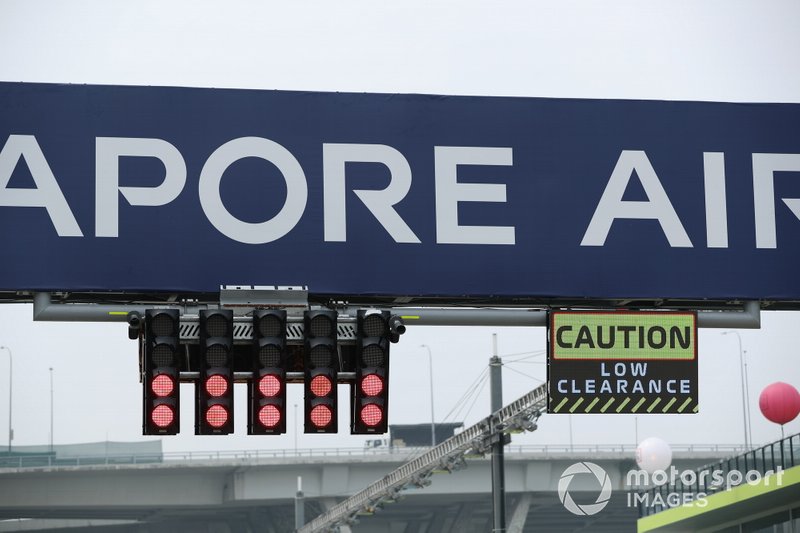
<box><xmin>310</xmin><ymin>374</ymin><xmax>333</xmax><ymax>397</ymax></box>
<box><xmin>151</xmin><ymin>404</ymin><xmax>175</xmax><ymax>428</ymax></box>
<box><xmin>205</xmin><ymin>404</ymin><xmax>229</xmax><ymax>428</ymax></box>
<box><xmin>151</xmin><ymin>374</ymin><xmax>175</xmax><ymax>397</ymax></box>
<box><xmin>258</xmin><ymin>405</ymin><xmax>281</xmax><ymax>428</ymax></box>
<box><xmin>310</xmin><ymin>404</ymin><xmax>333</xmax><ymax>428</ymax></box>
<box><xmin>360</xmin><ymin>374</ymin><xmax>384</xmax><ymax>397</ymax></box>
<box><xmin>359</xmin><ymin>403</ymin><xmax>383</xmax><ymax>427</ymax></box>
<box><xmin>259</xmin><ymin>374</ymin><xmax>281</xmax><ymax>397</ymax></box>
<box><xmin>205</xmin><ymin>375</ymin><xmax>228</xmax><ymax>397</ymax></box>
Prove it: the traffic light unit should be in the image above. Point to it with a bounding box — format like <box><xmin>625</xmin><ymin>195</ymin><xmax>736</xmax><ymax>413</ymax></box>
<box><xmin>303</xmin><ymin>310</ymin><xmax>338</xmax><ymax>433</ymax></box>
<box><xmin>196</xmin><ymin>309</ymin><xmax>235</xmax><ymax>435</ymax></box>
<box><xmin>143</xmin><ymin>309</ymin><xmax>181</xmax><ymax>435</ymax></box>
<box><xmin>249</xmin><ymin>309</ymin><xmax>289</xmax><ymax>435</ymax></box>
<box><xmin>352</xmin><ymin>310</ymin><xmax>392</xmax><ymax>434</ymax></box>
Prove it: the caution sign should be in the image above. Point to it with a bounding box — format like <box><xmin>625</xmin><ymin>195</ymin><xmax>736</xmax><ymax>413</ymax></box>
<box><xmin>547</xmin><ymin>311</ymin><xmax>698</xmax><ymax>414</ymax></box>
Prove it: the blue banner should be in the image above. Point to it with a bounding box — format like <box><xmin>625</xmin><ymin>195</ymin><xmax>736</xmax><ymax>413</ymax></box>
<box><xmin>1</xmin><ymin>82</ymin><xmax>799</xmax><ymax>300</ymax></box>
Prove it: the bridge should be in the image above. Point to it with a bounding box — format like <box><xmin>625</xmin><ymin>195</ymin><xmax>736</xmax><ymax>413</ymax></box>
<box><xmin>0</xmin><ymin>443</ymin><xmax>743</xmax><ymax>533</ymax></box>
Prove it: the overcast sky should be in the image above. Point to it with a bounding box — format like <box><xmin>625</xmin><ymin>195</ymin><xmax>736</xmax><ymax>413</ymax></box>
<box><xmin>0</xmin><ymin>0</ymin><xmax>799</xmax><ymax>454</ymax></box>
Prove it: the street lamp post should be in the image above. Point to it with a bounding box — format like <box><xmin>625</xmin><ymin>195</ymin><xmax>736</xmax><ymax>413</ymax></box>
<box><xmin>0</xmin><ymin>346</ymin><xmax>11</xmax><ymax>454</ymax></box>
<box><xmin>722</xmin><ymin>331</ymin><xmax>750</xmax><ymax>450</ymax></box>
<box><xmin>49</xmin><ymin>367</ymin><xmax>54</xmax><ymax>452</ymax></box>
<box><xmin>419</xmin><ymin>345</ymin><xmax>436</xmax><ymax>447</ymax></box>
<box><xmin>743</xmin><ymin>349</ymin><xmax>753</xmax><ymax>446</ymax></box>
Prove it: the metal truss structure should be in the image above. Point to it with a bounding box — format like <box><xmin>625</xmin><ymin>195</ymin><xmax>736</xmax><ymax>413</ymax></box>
<box><xmin>297</xmin><ymin>382</ymin><xmax>548</xmax><ymax>533</ymax></box>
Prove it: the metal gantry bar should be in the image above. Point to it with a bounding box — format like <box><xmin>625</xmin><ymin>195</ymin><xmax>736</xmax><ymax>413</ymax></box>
<box><xmin>297</xmin><ymin>382</ymin><xmax>547</xmax><ymax>533</ymax></box>
<box><xmin>31</xmin><ymin>292</ymin><xmax>762</xmax><ymax>328</ymax></box>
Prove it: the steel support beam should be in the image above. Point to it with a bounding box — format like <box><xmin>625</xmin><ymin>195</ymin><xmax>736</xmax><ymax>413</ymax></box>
<box><xmin>387</xmin><ymin>308</ymin><xmax>548</xmax><ymax>327</ymax></box>
<box><xmin>31</xmin><ymin>292</ymin><xmax>762</xmax><ymax>329</ymax></box>
<box><xmin>697</xmin><ymin>300</ymin><xmax>761</xmax><ymax>329</ymax></box>
<box><xmin>32</xmin><ymin>292</ymin><xmax>209</xmax><ymax>322</ymax></box>
<box><xmin>490</xmin><ymin>346</ymin><xmax>505</xmax><ymax>533</ymax></box>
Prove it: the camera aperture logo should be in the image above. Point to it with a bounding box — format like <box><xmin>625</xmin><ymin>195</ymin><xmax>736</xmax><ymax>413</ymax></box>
<box><xmin>558</xmin><ymin>462</ymin><xmax>613</xmax><ymax>516</ymax></box>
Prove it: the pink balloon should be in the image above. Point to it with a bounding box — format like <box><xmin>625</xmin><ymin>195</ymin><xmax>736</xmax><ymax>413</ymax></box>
<box><xmin>759</xmin><ymin>382</ymin><xmax>800</xmax><ymax>425</ymax></box>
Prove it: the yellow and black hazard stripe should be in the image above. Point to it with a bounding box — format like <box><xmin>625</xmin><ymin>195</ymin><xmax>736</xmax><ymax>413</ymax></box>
<box><xmin>549</xmin><ymin>395</ymin><xmax>698</xmax><ymax>414</ymax></box>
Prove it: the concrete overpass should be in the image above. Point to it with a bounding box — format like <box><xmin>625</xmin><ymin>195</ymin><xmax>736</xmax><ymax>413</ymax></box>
<box><xmin>0</xmin><ymin>444</ymin><xmax>743</xmax><ymax>533</ymax></box>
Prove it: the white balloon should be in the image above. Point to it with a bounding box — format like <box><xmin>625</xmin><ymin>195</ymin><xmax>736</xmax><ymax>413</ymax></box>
<box><xmin>636</xmin><ymin>437</ymin><xmax>673</xmax><ymax>473</ymax></box>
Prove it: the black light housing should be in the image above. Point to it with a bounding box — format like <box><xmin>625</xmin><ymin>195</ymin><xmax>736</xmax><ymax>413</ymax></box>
<box><xmin>196</xmin><ymin>309</ymin><xmax>234</xmax><ymax>435</ymax></box>
<box><xmin>143</xmin><ymin>309</ymin><xmax>180</xmax><ymax>435</ymax></box>
<box><xmin>304</xmin><ymin>310</ymin><xmax>338</xmax><ymax>433</ymax></box>
<box><xmin>249</xmin><ymin>309</ymin><xmax>288</xmax><ymax>435</ymax></box>
<box><xmin>352</xmin><ymin>309</ymin><xmax>391</xmax><ymax>434</ymax></box>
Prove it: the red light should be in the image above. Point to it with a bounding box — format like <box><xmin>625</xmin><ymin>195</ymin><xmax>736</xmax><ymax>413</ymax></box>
<box><xmin>258</xmin><ymin>405</ymin><xmax>281</xmax><ymax>428</ymax></box>
<box><xmin>205</xmin><ymin>404</ymin><xmax>228</xmax><ymax>428</ymax></box>
<box><xmin>259</xmin><ymin>374</ymin><xmax>281</xmax><ymax>397</ymax></box>
<box><xmin>310</xmin><ymin>404</ymin><xmax>332</xmax><ymax>427</ymax></box>
<box><xmin>151</xmin><ymin>374</ymin><xmax>174</xmax><ymax>397</ymax></box>
<box><xmin>360</xmin><ymin>403</ymin><xmax>383</xmax><ymax>427</ymax></box>
<box><xmin>360</xmin><ymin>374</ymin><xmax>384</xmax><ymax>396</ymax></box>
<box><xmin>151</xmin><ymin>404</ymin><xmax>174</xmax><ymax>428</ymax></box>
<box><xmin>205</xmin><ymin>375</ymin><xmax>228</xmax><ymax>397</ymax></box>
<box><xmin>310</xmin><ymin>375</ymin><xmax>332</xmax><ymax>397</ymax></box>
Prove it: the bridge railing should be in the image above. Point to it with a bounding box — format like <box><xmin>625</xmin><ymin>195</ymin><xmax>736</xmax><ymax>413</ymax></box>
<box><xmin>0</xmin><ymin>442</ymin><xmax>746</xmax><ymax>470</ymax></box>
<box><xmin>154</xmin><ymin>442</ymin><xmax>745</xmax><ymax>462</ymax></box>
<box><xmin>637</xmin><ymin>432</ymin><xmax>800</xmax><ymax>518</ymax></box>
<box><xmin>0</xmin><ymin>452</ymin><xmax>163</xmax><ymax>469</ymax></box>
